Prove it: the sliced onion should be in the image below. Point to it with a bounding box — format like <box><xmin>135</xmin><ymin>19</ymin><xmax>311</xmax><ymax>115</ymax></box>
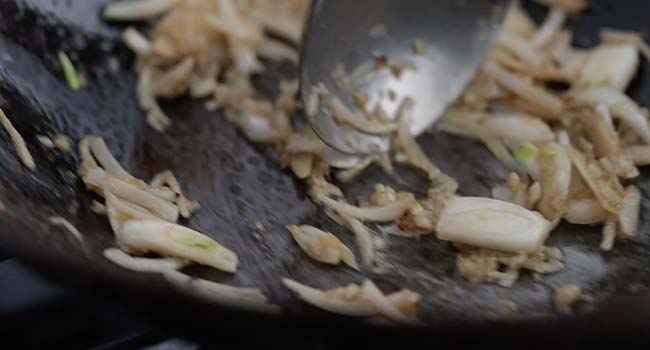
<box><xmin>484</xmin><ymin>62</ymin><xmax>563</xmax><ymax>117</ymax></box>
<box><xmin>87</xmin><ymin>138</ymin><xmax>177</xmax><ymax>201</ymax></box>
<box><xmin>567</xmin><ymin>146</ymin><xmax>625</xmax><ymax>214</ymax></box>
<box><xmin>436</xmin><ymin>197</ymin><xmax>551</xmax><ymax>253</ymax></box>
<box><xmin>361</xmin><ymin>280</ymin><xmax>420</xmax><ymax>325</ymax></box>
<box><xmin>396</xmin><ymin>99</ymin><xmax>458</xmax><ymax>191</ymax></box>
<box><xmin>151</xmin><ymin>58</ymin><xmax>196</xmax><ymax>98</ymax></box>
<box><xmin>502</xmin><ymin>0</ymin><xmax>538</xmax><ymax>38</ymax></box>
<box><xmin>282</xmin><ymin>278</ymin><xmax>421</xmax><ymax>321</ymax></box>
<box><xmin>570</xmin><ymin>87</ymin><xmax>650</xmax><ymax>143</ymax></box>
<box><xmin>257</xmin><ymin>39</ymin><xmax>298</xmax><ymax>64</ymax></box>
<box><xmin>49</xmin><ymin>216</ymin><xmax>83</xmax><ymax>243</ymax></box>
<box><xmin>118</xmin><ymin>220</ymin><xmax>238</xmax><ymax>273</ymax></box>
<box><xmin>0</xmin><ymin>107</ymin><xmax>34</xmax><ymax>170</ymax></box>
<box><xmin>164</xmin><ymin>269</ymin><xmax>279</xmax><ymax>313</ymax></box>
<box><xmin>289</xmin><ymin>153</ymin><xmax>315</xmax><ymax>179</ymax></box>
<box><xmin>531</xmin><ymin>8</ymin><xmax>566</xmax><ymax>48</ymax></box>
<box><xmin>103</xmin><ymin>248</ymin><xmax>187</xmax><ymax>273</ymax></box>
<box><xmin>122</xmin><ymin>27</ymin><xmax>151</xmax><ymax>54</ymax></box>
<box><xmin>283</xmin><ymin>278</ymin><xmax>376</xmax><ymax>317</ymax></box>
<box><xmin>482</xmin><ymin>113</ymin><xmax>554</xmax><ymax>144</ymax></box>
<box><xmin>553</xmin><ymin>284</ymin><xmax>584</xmax><ymax>315</ymax></box>
<box><xmin>287</xmin><ymin>225</ymin><xmax>358</xmax><ymax>269</ymax></box>
<box><xmin>83</xmin><ymin>168</ymin><xmax>179</xmax><ymax>222</ymax></box>
<box><xmin>577</xmin><ymin>44</ymin><xmax>639</xmax><ymax>91</ymax></box>
<box><xmin>329</xmin><ymin>97</ymin><xmax>397</xmax><ymax>135</ymax></box>
<box><xmin>335</xmin><ymin>157</ymin><xmax>373</xmax><ymax>183</ymax></box>
<box><xmin>621</xmin><ymin>145</ymin><xmax>650</xmax><ymax>166</ymax></box>
<box><xmin>537</xmin><ymin>144</ymin><xmax>571</xmax><ymax>221</ymax></box>
<box><xmin>565</xmin><ymin>198</ymin><xmax>608</xmax><ymax>224</ymax></box>
<box><xmin>343</xmin><ymin>216</ymin><xmax>375</xmax><ymax>266</ymax></box>
<box><xmin>497</xmin><ymin>32</ymin><xmax>543</xmax><ymax>68</ymax></box>
<box><xmin>619</xmin><ymin>186</ymin><xmax>641</xmax><ymax>237</ymax></box>
<box><xmin>105</xmin><ymin>188</ymin><xmax>161</xmax><ymax>233</ymax></box>
<box><xmin>600</xmin><ymin>220</ymin><xmax>617</xmax><ymax>251</ymax></box>
<box><xmin>316</xmin><ymin>193</ymin><xmax>415</xmax><ymax>223</ymax></box>
<box><xmin>581</xmin><ymin>105</ymin><xmax>619</xmax><ymax>158</ymax></box>
<box><xmin>104</xmin><ymin>0</ymin><xmax>179</xmax><ymax>20</ymax></box>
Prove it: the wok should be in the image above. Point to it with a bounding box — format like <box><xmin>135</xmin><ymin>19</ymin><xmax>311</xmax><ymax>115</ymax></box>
<box><xmin>0</xmin><ymin>0</ymin><xmax>649</xmax><ymax>346</ymax></box>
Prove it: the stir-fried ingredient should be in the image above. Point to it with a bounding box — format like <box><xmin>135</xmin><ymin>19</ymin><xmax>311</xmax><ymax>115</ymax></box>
<box><xmin>119</xmin><ymin>220</ymin><xmax>239</xmax><ymax>272</ymax></box>
<box><xmin>58</xmin><ymin>51</ymin><xmax>81</xmax><ymax>91</ymax></box>
<box><xmin>456</xmin><ymin>246</ymin><xmax>564</xmax><ymax>287</ymax></box>
<box><xmin>553</xmin><ymin>284</ymin><xmax>585</xmax><ymax>315</ymax></box>
<box><xmin>49</xmin><ymin>216</ymin><xmax>84</xmax><ymax>243</ymax></box>
<box><xmin>282</xmin><ymin>278</ymin><xmax>421</xmax><ymax>323</ymax></box>
<box><xmin>436</xmin><ymin>197</ymin><xmax>551</xmax><ymax>253</ymax></box>
<box><xmin>287</xmin><ymin>225</ymin><xmax>358</xmax><ymax>269</ymax></box>
<box><xmin>0</xmin><ymin>107</ymin><xmax>35</xmax><ymax>170</ymax></box>
<box><xmin>78</xmin><ymin>136</ymin><xmax>238</xmax><ymax>273</ymax></box>
<box><xmin>103</xmin><ymin>248</ymin><xmax>188</xmax><ymax>273</ymax></box>
<box><xmin>164</xmin><ymin>269</ymin><xmax>280</xmax><ymax>313</ymax></box>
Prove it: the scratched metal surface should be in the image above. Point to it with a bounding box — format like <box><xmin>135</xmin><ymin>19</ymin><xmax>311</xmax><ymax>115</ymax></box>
<box><xmin>0</xmin><ymin>0</ymin><xmax>649</xmax><ymax>332</ymax></box>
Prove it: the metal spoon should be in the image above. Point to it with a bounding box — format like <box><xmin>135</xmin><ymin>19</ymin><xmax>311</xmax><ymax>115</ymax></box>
<box><xmin>300</xmin><ymin>0</ymin><xmax>509</xmax><ymax>155</ymax></box>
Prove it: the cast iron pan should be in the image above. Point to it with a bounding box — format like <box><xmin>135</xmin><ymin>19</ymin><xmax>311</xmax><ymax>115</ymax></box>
<box><xmin>0</xmin><ymin>0</ymin><xmax>649</xmax><ymax>346</ymax></box>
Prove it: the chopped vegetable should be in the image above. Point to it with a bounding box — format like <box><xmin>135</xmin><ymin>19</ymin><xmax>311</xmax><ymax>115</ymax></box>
<box><xmin>565</xmin><ymin>198</ymin><xmax>608</xmax><ymax>224</ymax></box>
<box><xmin>577</xmin><ymin>44</ymin><xmax>639</xmax><ymax>91</ymax></box>
<box><xmin>103</xmin><ymin>248</ymin><xmax>187</xmax><ymax>273</ymax></box>
<box><xmin>436</xmin><ymin>197</ymin><xmax>551</xmax><ymax>253</ymax></box>
<box><xmin>483</xmin><ymin>114</ymin><xmax>554</xmax><ymax>144</ymax></box>
<box><xmin>618</xmin><ymin>186</ymin><xmax>641</xmax><ymax>237</ymax></box>
<box><xmin>0</xmin><ymin>107</ymin><xmax>35</xmax><ymax>170</ymax></box>
<box><xmin>287</xmin><ymin>225</ymin><xmax>358</xmax><ymax>269</ymax></box>
<box><xmin>315</xmin><ymin>192</ymin><xmax>416</xmax><ymax>223</ymax></box>
<box><xmin>282</xmin><ymin>278</ymin><xmax>421</xmax><ymax>323</ymax></box>
<box><xmin>118</xmin><ymin>220</ymin><xmax>238</xmax><ymax>273</ymax></box>
<box><xmin>58</xmin><ymin>51</ymin><xmax>81</xmax><ymax>91</ymax></box>
<box><xmin>49</xmin><ymin>216</ymin><xmax>83</xmax><ymax>243</ymax></box>
<box><xmin>164</xmin><ymin>269</ymin><xmax>279</xmax><ymax>313</ymax></box>
<box><xmin>457</xmin><ymin>246</ymin><xmax>564</xmax><ymax>287</ymax></box>
<box><xmin>554</xmin><ymin>284</ymin><xmax>585</xmax><ymax>315</ymax></box>
<box><xmin>104</xmin><ymin>0</ymin><xmax>180</xmax><ymax>20</ymax></box>
<box><xmin>570</xmin><ymin>87</ymin><xmax>650</xmax><ymax>143</ymax></box>
<box><xmin>514</xmin><ymin>143</ymin><xmax>538</xmax><ymax>164</ymax></box>
<box><xmin>567</xmin><ymin>146</ymin><xmax>625</xmax><ymax>214</ymax></box>
<box><xmin>537</xmin><ymin>144</ymin><xmax>571</xmax><ymax>221</ymax></box>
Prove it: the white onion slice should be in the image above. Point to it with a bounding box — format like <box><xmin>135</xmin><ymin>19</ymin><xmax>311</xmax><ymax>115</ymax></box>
<box><xmin>531</xmin><ymin>8</ymin><xmax>566</xmax><ymax>48</ymax></box>
<box><xmin>436</xmin><ymin>197</ymin><xmax>551</xmax><ymax>253</ymax></box>
<box><xmin>0</xmin><ymin>107</ymin><xmax>34</xmax><ymax>170</ymax></box>
<box><xmin>122</xmin><ymin>27</ymin><xmax>151</xmax><ymax>55</ymax></box>
<box><xmin>84</xmin><ymin>168</ymin><xmax>179</xmax><ymax>222</ymax></box>
<box><xmin>570</xmin><ymin>87</ymin><xmax>650</xmax><ymax>143</ymax></box>
<box><xmin>104</xmin><ymin>0</ymin><xmax>179</xmax><ymax>20</ymax></box>
<box><xmin>316</xmin><ymin>193</ymin><xmax>415</xmax><ymax>223</ymax></box>
<box><xmin>103</xmin><ymin>248</ymin><xmax>187</xmax><ymax>273</ymax></box>
<box><xmin>164</xmin><ymin>270</ymin><xmax>279</xmax><ymax>313</ymax></box>
<box><xmin>565</xmin><ymin>199</ymin><xmax>608</xmax><ymax>225</ymax></box>
<box><xmin>619</xmin><ymin>186</ymin><xmax>641</xmax><ymax>237</ymax></box>
<box><xmin>484</xmin><ymin>62</ymin><xmax>563</xmax><ymax>117</ymax></box>
<box><xmin>361</xmin><ymin>280</ymin><xmax>420</xmax><ymax>325</ymax></box>
<box><xmin>49</xmin><ymin>216</ymin><xmax>83</xmax><ymax>243</ymax></box>
<box><xmin>537</xmin><ymin>144</ymin><xmax>571</xmax><ymax>221</ymax></box>
<box><xmin>118</xmin><ymin>220</ymin><xmax>238</xmax><ymax>273</ymax></box>
<box><xmin>577</xmin><ymin>44</ymin><xmax>639</xmax><ymax>91</ymax></box>
<box><xmin>287</xmin><ymin>225</ymin><xmax>358</xmax><ymax>269</ymax></box>
<box><xmin>343</xmin><ymin>216</ymin><xmax>375</xmax><ymax>266</ymax></box>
